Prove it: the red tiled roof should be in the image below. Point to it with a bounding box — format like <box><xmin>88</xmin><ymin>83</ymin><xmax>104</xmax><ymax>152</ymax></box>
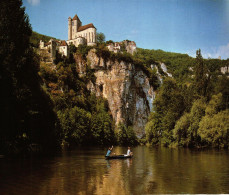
<box><xmin>78</xmin><ymin>23</ymin><xmax>95</xmax><ymax>32</ymax></box>
<box><xmin>60</xmin><ymin>40</ymin><xmax>67</xmax><ymax>46</ymax></box>
<box><xmin>72</xmin><ymin>14</ymin><xmax>81</xmax><ymax>22</ymax></box>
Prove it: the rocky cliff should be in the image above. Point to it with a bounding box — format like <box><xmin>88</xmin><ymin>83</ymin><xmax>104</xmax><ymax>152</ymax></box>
<box><xmin>76</xmin><ymin>49</ymin><xmax>156</xmax><ymax>138</ymax></box>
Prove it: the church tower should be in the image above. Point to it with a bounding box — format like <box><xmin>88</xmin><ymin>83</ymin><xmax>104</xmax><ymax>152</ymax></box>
<box><xmin>68</xmin><ymin>17</ymin><xmax>72</xmax><ymax>40</ymax></box>
<box><xmin>72</xmin><ymin>14</ymin><xmax>82</xmax><ymax>39</ymax></box>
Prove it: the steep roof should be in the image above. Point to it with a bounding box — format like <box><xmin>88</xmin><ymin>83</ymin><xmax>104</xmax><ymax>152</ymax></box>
<box><xmin>78</xmin><ymin>23</ymin><xmax>96</xmax><ymax>32</ymax></box>
<box><xmin>60</xmin><ymin>40</ymin><xmax>67</xmax><ymax>46</ymax></box>
<box><xmin>72</xmin><ymin>14</ymin><xmax>81</xmax><ymax>22</ymax></box>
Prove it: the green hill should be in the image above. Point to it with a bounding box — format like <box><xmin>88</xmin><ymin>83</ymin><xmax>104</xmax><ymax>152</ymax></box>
<box><xmin>135</xmin><ymin>48</ymin><xmax>227</xmax><ymax>82</ymax></box>
<box><xmin>30</xmin><ymin>31</ymin><xmax>59</xmax><ymax>48</ymax></box>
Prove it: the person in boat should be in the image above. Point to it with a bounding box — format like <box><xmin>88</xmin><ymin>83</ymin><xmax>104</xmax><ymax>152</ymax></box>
<box><xmin>106</xmin><ymin>145</ymin><xmax>114</xmax><ymax>157</ymax></box>
<box><xmin>127</xmin><ymin>147</ymin><xmax>133</xmax><ymax>156</ymax></box>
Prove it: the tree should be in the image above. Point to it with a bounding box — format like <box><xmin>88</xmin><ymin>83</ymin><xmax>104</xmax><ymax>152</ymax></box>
<box><xmin>172</xmin><ymin>97</ymin><xmax>207</xmax><ymax>147</ymax></box>
<box><xmin>145</xmin><ymin>112</ymin><xmax>162</xmax><ymax>145</ymax></box>
<box><xmin>116</xmin><ymin>123</ymin><xmax>138</xmax><ymax>146</ymax></box>
<box><xmin>198</xmin><ymin>109</ymin><xmax>229</xmax><ymax>147</ymax></box>
<box><xmin>173</xmin><ymin>112</ymin><xmax>191</xmax><ymax>146</ymax></box>
<box><xmin>96</xmin><ymin>32</ymin><xmax>105</xmax><ymax>44</ymax></box>
<box><xmin>154</xmin><ymin>78</ymin><xmax>185</xmax><ymax>146</ymax></box>
<box><xmin>192</xmin><ymin>49</ymin><xmax>208</xmax><ymax>97</ymax></box>
<box><xmin>0</xmin><ymin>0</ymin><xmax>58</xmax><ymax>154</ymax></box>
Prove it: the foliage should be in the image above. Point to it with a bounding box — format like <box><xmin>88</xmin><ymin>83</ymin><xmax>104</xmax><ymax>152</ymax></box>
<box><xmin>198</xmin><ymin>93</ymin><xmax>229</xmax><ymax>147</ymax></box>
<box><xmin>39</xmin><ymin>52</ymin><xmax>115</xmax><ymax>147</ymax></box>
<box><xmin>172</xmin><ymin>98</ymin><xmax>206</xmax><ymax>147</ymax></box>
<box><xmin>96</xmin><ymin>32</ymin><xmax>106</xmax><ymax>44</ymax></box>
<box><xmin>172</xmin><ymin>112</ymin><xmax>191</xmax><ymax>147</ymax></box>
<box><xmin>198</xmin><ymin>110</ymin><xmax>229</xmax><ymax>148</ymax></box>
<box><xmin>76</xmin><ymin>44</ymin><xmax>93</xmax><ymax>59</ymax></box>
<box><xmin>145</xmin><ymin>49</ymin><xmax>229</xmax><ymax>148</ymax></box>
<box><xmin>145</xmin><ymin>112</ymin><xmax>162</xmax><ymax>145</ymax></box>
<box><xmin>57</xmin><ymin>107</ymin><xmax>91</xmax><ymax>145</ymax></box>
<box><xmin>30</xmin><ymin>31</ymin><xmax>58</xmax><ymax>48</ymax></box>
<box><xmin>192</xmin><ymin>49</ymin><xmax>208</xmax><ymax>97</ymax></box>
<box><xmin>106</xmin><ymin>40</ymin><xmax>114</xmax><ymax>44</ymax></box>
<box><xmin>0</xmin><ymin>0</ymin><xmax>58</xmax><ymax>155</ymax></box>
<box><xmin>90</xmin><ymin>97</ymin><xmax>115</xmax><ymax>145</ymax></box>
<box><xmin>115</xmin><ymin>123</ymin><xmax>138</xmax><ymax>146</ymax></box>
<box><xmin>135</xmin><ymin>48</ymin><xmax>194</xmax><ymax>82</ymax></box>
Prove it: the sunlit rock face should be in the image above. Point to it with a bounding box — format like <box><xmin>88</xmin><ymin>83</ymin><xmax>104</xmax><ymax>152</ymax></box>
<box><xmin>84</xmin><ymin>49</ymin><xmax>156</xmax><ymax>138</ymax></box>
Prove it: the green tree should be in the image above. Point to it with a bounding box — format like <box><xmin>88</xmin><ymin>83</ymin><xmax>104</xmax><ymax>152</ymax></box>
<box><xmin>198</xmin><ymin>110</ymin><xmax>229</xmax><ymax>147</ymax></box>
<box><xmin>187</xmin><ymin>98</ymin><xmax>206</xmax><ymax>145</ymax></box>
<box><xmin>172</xmin><ymin>98</ymin><xmax>206</xmax><ymax>147</ymax></box>
<box><xmin>192</xmin><ymin>49</ymin><xmax>208</xmax><ymax>97</ymax></box>
<box><xmin>58</xmin><ymin>107</ymin><xmax>91</xmax><ymax>145</ymax></box>
<box><xmin>89</xmin><ymin>97</ymin><xmax>114</xmax><ymax>145</ymax></box>
<box><xmin>96</xmin><ymin>32</ymin><xmax>106</xmax><ymax>44</ymax></box>
<box><xmin>197</xmin><ymin>93</ymin><xmax>228</xmax><ymax>147</ymax></box>
<box><xmin>116</xmin><ymin>123</ymin><xmax>138</xmax><ymax>146</ymax></box>
<box><xmin>154</xmin><ymin>78</ymin><xmax>185</xmax><ymax>146</ymax></box>
<box><xmin>173</xmin><ymin>112</ymin><xmax>191</xmax><ymax>146</ymax></box>
<box><xmin>0</xmin><ymin>0</ymin><xmax>58</xmax><ymax>154</ymax></box>
<box><xmin>145</xmin><ymin>112</ymin><xmax>162</xmax><ymax>145</ymax></box>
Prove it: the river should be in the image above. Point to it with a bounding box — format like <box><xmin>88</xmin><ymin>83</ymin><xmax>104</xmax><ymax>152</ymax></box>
<box><xmin>0</xmin><ymin>146</ymin><xmax>229</xmax><ymax>195</ymax></box>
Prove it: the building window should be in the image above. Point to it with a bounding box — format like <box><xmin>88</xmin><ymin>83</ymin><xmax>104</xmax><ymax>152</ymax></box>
<box><xmin>72</xmin><ymin>21</ymin><xmax>74</xmax><ymax>26</ymax></box>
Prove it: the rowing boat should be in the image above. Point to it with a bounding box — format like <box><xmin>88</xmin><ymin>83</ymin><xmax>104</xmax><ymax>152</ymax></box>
<box><xmin>105</xmin><ymin>155</ymin><xmax>133</xmax><ymax>159</ymax></box>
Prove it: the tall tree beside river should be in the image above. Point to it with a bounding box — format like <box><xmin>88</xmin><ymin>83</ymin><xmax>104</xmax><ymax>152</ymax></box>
<box><xmin>0</xmin><ymin>0</ymin><xmax>58</xmax><ymax>154</ymax></box>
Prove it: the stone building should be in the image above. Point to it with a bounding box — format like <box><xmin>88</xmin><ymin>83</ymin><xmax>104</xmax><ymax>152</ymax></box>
<box><xmin>58</xmin><ymin>41</ymin><xmax>68</xmax><ymax>57</ymax></box>
<box><xmin>67</xmin><ymin>14</ymin><xmax>96</xmax><ymax>47</ymax></box>
<box><xmin>107</xmin><ymin>40</ymin><xmax>137</xmax><ymax>54</ymax></box>
<box><xmin>39</xmin><ymin>39</ymin><xmax>69</xmax><ymax>59</ymax></box>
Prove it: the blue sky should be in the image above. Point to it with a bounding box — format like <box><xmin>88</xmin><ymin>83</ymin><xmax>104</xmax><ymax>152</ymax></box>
<box><xmin>23</xmin><ymin>0</ymin><xmax>229</xmax><ymax>59</ymax></box>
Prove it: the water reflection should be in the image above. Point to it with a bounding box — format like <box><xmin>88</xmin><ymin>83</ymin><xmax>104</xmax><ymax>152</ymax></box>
<box><xmin>0</xmin><ymin>147</ymin><xmax>229</xmax><ymax>194</ymax></box>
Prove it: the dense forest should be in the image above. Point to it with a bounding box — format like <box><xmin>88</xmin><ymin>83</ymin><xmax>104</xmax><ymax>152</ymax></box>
<box><xmin>1</xmin><ymin>0</ymin><xmax>228</xmax><ymax>156</ymax></box>
<box><xmin>144</xmin><ymin>49</ymin><xmax>229</xmax><ymax>148</ymax></box>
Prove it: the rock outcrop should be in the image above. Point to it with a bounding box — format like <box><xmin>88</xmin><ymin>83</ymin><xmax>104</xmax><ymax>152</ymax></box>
<box><xmin>76</xmin><ymin>49</ymin><xmax>156</xmax><ymax>138</ymax></box>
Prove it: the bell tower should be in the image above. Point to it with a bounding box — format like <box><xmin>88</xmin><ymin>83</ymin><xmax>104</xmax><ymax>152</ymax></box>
<box><xmin>68</xmin><ymin>17</ymin><xmax>72</xmax><ymax>40</ymax></box>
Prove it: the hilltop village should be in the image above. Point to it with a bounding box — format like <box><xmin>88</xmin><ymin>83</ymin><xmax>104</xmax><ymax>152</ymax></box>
<box><xmin>39</xmin><ymin>14</ymin><xmax>136</xmax><ymax>60</ymax></box>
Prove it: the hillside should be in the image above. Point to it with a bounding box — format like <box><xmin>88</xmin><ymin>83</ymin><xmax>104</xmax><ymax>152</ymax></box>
<box><xmin>135</xmin><ymin>48</ymin><xmax>228</xmax><ymax>82</ymax></box>
<box><xmin>30</xmin><ymin>31</ymin><xmax>58</xmax><ymax>48</ymax></box>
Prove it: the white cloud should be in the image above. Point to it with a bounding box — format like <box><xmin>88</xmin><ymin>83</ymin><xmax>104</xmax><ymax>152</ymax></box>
<box><xmin>216</xmin><ymin>43</ymin><xmax>229</xmax><ymax>59</ymax></box>
<box><xmin>27</xmin><ymin>0</ymin><xmax>40</xmax><ymax>6</ymax></box>
<box><xmin>188</xmin><ymin>43</ymin><xmax>229</xmax><ymax>60</ymax></box>
<box><xmin>202</xmin><ymin>43</ymin><xmax>229</xmax><ymax>60</ymax></box>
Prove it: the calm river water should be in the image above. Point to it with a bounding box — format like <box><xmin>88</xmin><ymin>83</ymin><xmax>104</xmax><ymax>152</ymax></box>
<box><xmin>0</xmin><ymin>146</ymin><xmax>229</xmax><ymax>195</ymax></box>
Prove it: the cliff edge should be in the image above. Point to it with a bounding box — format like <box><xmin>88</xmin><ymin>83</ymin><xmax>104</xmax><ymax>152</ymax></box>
<box><xmin>75</xmin><ymin>48</ymin><xmax>156</xmax><ymax>138</ymax></box>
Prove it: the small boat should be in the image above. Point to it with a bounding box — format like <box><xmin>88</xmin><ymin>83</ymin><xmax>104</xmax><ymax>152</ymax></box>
<box><xmin>105</xmin><ymin>155</ymin><xmax>133</xmax><ymax>159</ymax></box>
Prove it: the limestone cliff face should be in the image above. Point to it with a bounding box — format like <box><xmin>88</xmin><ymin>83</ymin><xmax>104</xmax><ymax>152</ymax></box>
<box><xmin>77</xmin><ymin>49</ymin><xmax>156</xmax><ymax>138</ymax></box>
